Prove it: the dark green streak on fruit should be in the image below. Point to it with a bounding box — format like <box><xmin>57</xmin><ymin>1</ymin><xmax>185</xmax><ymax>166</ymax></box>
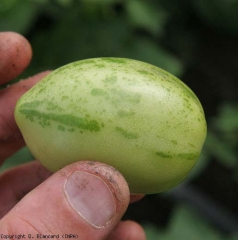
<box><xmin>137</xmin><ymin>70</ymin><xmax>153</xmax><ymax>76</ymax></box>
<box><xmin>155</xmin><ymin>151</ymin><xmax>172</xmax><ymax>159</ymax></box>
<box><xmin>111</xmin><ymin>89</ymin><xmax>142</xmax><ymax>104</ymax></box>
<box><xmin>58</xmin><ymin>125</ymin><xmax>65</xmax><ymax>131</ymax></box>
<box><xmin>156</xmin><ymin>151</ymin><xmax>199</xmax><ymax>160</ymax></box>
<box><xmin>95</xmin><ymin>64</ymin><xmax>105</xmax><ymax>68</ymax></box>
<box><xmin>91</xmin><ymin>88</ymin><xmax>106</xmax><ymax>96</ymax></box>
<box><xmin>117</xmin><ymin>110</ymin><xmax>135</xmax><ymax>118</ymax></box>
<box><xmin>73</xmin><ymin>59</ymin><xmax>95</xmax><ymax>67</ymax></box>
<box><xmin>177</xmin><ymin>152</ymin><xmax>199</xmax><ymax>160</ymax></box>
<box><xmin>103</xmin><ymin>76</ymin><xmax>117</xmax><ymax>83</ymax></box>
<box><xmin>19</xmin><ymin>100</ymin><xmax>44</xmax><ymax>109</ymax></box>
<box><xmin>115</xmin><ymin>127</ymin><xmax>139</xmax><ymax>139</ymax></box>
<box><xmin>19</xmin><ymin>109</ymin><xmax>101</xmax><ymax>132</ymax></box>
<box><xmin>103</xmin><ymin>58</ymin><xmax>127</xmax><ymax>64</ymax></box>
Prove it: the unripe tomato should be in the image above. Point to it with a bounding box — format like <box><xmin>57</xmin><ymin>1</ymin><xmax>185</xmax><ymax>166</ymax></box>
<box><xmin>15</xmin><ymin>58</ymin><xmax>207</xmax><ymax>194</ymax></box>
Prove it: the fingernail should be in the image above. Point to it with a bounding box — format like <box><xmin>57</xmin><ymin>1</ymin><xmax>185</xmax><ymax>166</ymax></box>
<box><xmin>64</xmin><ymin>171</ymin><xmax>116</xmax><ymax>228</ymax></box>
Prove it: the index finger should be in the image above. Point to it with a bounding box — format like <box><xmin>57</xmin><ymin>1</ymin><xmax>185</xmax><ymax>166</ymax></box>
<box><xmin>0</xmin><ymin>71</ymin><xmax>51</xmax><ymax>164</ymax></box>
<box><xmin>0</xmin><ymin>32</ymin><xmax>32</xmax><ymax>85</ymax></box>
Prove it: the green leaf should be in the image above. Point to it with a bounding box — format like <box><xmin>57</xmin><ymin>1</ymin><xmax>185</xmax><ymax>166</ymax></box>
<box><xmin>194</xmin><ymin>0</ymin><xmax>238</xmax><ymax>34</ymax></box>
<box><xmin>168</xmin><ymin>205</ymin><xmax>223</xmax><ymax>240</ymax></box>
<box><xmin>205</xmin><ymin>103</ymin><xmax>238</xmax><ymax>169</ymax></box>
<box><xmin>127</xmin><ymin>38</ymin><xmax>183</xmax><ymax>76</ymax></box>
<box><xmin>214</xmin><ymin>104</ymin><xmax>238</xmax><ymax>134</ymax></box>
<box><xmin>205</xmin><ymin>132</ymin><xmax>237</xmax><ymax>168</ymax></box>
<box><xmin>0</xmin><ymin>147</ymin><xmax>34</xmax><ymax>173</ymax></box>
<box><xmin>125</xmin><ymin>0</ymin><xmax>168</xmax><ymax>35</ymax></box>
<box><xmin>144</xmin><ymin>204</ymin><xmax>228</xmax><ymax>240</ymax></box>
<box><xmin>0</xmin><ymin>0</ymin><xmax>39</xmax><ymax>34</ymax></box>
<box><xmin>56</xmin><ymin>0</ymin><xmax>74</xmax><ymax>7</ymax></box>
<box><xmin>0</xmin><ymin>0</ymin><xmax>18</xmax><ymax>12</ymax></box>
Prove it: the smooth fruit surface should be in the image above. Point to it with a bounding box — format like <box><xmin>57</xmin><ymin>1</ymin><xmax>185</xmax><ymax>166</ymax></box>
<box><xmin>15</xmin><ymin>58</ymin><xmax>207</xmax><ymax>194</ymax></box>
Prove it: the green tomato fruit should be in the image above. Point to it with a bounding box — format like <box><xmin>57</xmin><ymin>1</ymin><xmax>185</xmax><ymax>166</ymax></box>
<box><xmin>15</xmin><ymin>58</ymin><xmax>207</xmax><ymax>194</ymax></box>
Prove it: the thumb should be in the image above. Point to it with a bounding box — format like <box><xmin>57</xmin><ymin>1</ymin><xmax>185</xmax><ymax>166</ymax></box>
<box><xmin>0</xmin><ymin>161</ymin><xmax>130</xmax><ymax>240</ymax></box>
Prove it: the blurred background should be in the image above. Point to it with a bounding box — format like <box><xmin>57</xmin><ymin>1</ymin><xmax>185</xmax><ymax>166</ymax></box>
<box><xmin>1</xmin><ymin>0</ymin><xmax>238</xmax><ymax>239</ymax></box>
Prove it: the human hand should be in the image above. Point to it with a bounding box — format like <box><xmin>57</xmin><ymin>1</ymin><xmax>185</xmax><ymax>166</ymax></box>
<box><xmin>0</xmin><ymin>32</ymin><xmax>146</xmax><ymax>240</ymax></box>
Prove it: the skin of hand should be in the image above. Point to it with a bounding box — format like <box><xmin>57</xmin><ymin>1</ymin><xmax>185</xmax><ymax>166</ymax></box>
<box><xmin>0</xmin><ymin>32</ymin><xmax>146</xmax><ymax>240</ymax></box>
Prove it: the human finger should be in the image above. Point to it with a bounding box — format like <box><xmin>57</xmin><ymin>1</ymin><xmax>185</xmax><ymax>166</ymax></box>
<box><xmin>130</xmin><ymin>194</ymin><xmax>145</xmax><ymax>203</ymax></box>
<box><xmin>0</xmin><ymin>71</ymin><xmax>51</xmax><ymax>163</ymax></box>
<box><xmin>0</xmin><ymin>32</ymin><xmax>32</xmax><ymax>85</ymax></box>
<box><xmin>0</xmin><ymin>160</ymin><xmax>144</xmax><ymax>215</ymax></box>
<box><xmin>0</xmin><ymin>161</ymin><xmax>130</xmax><ymax>240</ymax></box>
<box><xmin>107</xmin><ymin>220</ymin><xmax>146</xmax><ymax>240</ymax></box>
<box><xmin>0</xmin><ymin>161</ymin><xmax>52</xmax><ymax>218</ymax></box>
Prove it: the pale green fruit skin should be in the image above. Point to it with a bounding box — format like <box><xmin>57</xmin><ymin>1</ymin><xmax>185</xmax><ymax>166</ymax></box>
<box><xmin>15</xmin><ymin>58</ymin><xmax>207</xmax><ymax>194</ymax></box>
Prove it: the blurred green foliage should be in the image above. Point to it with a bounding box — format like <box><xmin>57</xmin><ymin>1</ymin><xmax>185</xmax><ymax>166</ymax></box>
<box><xmin>1</xmin><ymin>0</ymin><xmax>238</xmax><ymax>239</ymax></box>
<box><xmin>0</xmin><ymin>0</ymin><xmax>183</xmax><ymax>76</ymax></box>
<box><xmin>0</xmin><ymin>147</ymin><xmax>33</xmax><ymax>172</ymax></box>
<box><xmin>194</xmin><ymin>0</ymin><xmax>238</xmax><ymax>34</ymax></box>
<box><xmin>145</xmin><ymin>204</ymin><xmax>238</xmax><ymax>240</ymax></box>
<box><xmin>205</xmin><ymin>103</ymin><xmax>238</xmax><ymax>182</ymax></box>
